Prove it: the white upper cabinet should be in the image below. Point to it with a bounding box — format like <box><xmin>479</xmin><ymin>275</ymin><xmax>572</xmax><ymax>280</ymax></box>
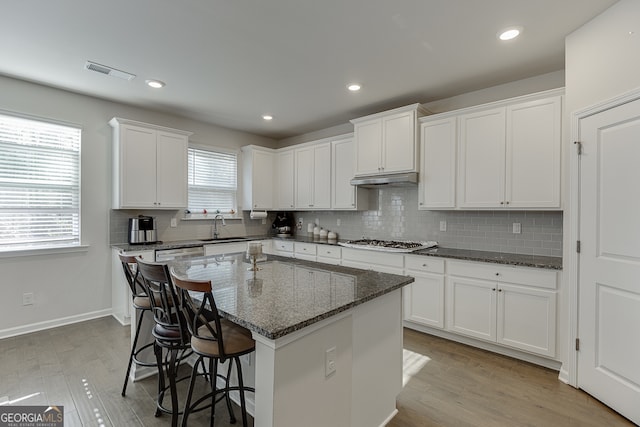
<box><xmin>275</xmin><ymin>148</ymin><xmax>295</xmax><ymax>209</ymax></box>
<box><xmin>419</xmin><ymin>116</ymin><xmax>457</xmax><ymax>210</ymax></box>
<box><xmin>331</xmin><ymin>135</ymin><xmax>368</xmax><ymax>210</ymax></box>
<box><xmin>505</xmin><ymin>96</ymin><xmax>562</xmax><ymax>208</ymax></box>
<box><xmin>458</xmin><ymin>107</ymin><xmax>507</xmax><ymax>208</ymax></box>
<box><xmin>295</xmin><ymin>142</ymin><xmax>331</xmax><ymax>210</ymax></box>
<box><xmin>351</xmin><ymin>104</ymin><xmax>427</xmax><ymax>177</ymax></box>
<box><xmin>456</xmin><ymin>91</ymin><xmax>563</xmax><ymax>210</ymax></box>
<box><xmin>241</xmin><ymin>145</ymin><xmax>274</xmax><ymax>210</ymax></box>
<box><xmin>110</xmin><ymin>118</ymin><xmax>191</xmax><ymax>209</ymax></box>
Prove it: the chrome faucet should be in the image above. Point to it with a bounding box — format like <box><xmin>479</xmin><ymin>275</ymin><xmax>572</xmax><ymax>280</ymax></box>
<box><xmin>212</xmin><ymin>214</ymin><xmax>226</xmax><ymax>239</ymax></box>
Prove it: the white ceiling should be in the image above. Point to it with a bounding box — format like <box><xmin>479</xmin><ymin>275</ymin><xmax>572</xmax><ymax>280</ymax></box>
<box><xmin>0</xmin><ymin>0</ymin><xmax>618</xmax><ymax>140</ymax></box>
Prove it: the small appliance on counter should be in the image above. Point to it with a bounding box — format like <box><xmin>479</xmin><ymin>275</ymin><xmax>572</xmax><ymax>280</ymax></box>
<box><xmin>272</xmin><ymin>212</ymin><xmax>293</xmax><ymax>237</ymax></box>
<box><xmin>128</xmin><ymin>215</ymin><xmax>159</xmax><ymax>244</ymax></box>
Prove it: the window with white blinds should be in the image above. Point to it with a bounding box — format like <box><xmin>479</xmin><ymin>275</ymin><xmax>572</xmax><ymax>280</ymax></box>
<box><xmin>187</xmin><ymin>147</ymin><xmax>237</xmax><ymax>213</ymax></box>
<box><xmin>0</xmin><ymin>113</ymin><xmax>81</xmax><ymax>251</ymax></box>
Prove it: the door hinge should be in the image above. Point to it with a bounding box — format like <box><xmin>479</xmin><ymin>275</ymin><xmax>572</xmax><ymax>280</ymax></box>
<box><xmin>575</xmin><ymin>338</ymin><xmax>580</xmax><ymax>351</ymax></box>
<box><xmin>574</xmin><ymin>141</ymin><xmax>583</xmax><ymax>155</ymax></box>
<box><xmin>576</xmin><ymin>240</ymin><xmax>581</xmax><ymax>253</ymax></box>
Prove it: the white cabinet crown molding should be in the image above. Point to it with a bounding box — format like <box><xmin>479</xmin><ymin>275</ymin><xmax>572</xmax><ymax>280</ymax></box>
<box><xmin>109</xmin><ymin>117</ymin><xmax>193</xmax><ymax>137</ymax></box>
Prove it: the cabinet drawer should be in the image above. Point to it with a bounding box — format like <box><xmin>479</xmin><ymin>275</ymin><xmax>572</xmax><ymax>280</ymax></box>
<box><xmin>273</xmin><ymin>240</ymin><xmax>294</xmax><ymax>252</ymax></box>
<box><xmin>404</xmin><ymin>255</ymin><xmax>445</xmax><ymax>274</ymax></box>
<box><xmin>448</xmin><ymin>260</ymin><xmax>557</xmax><ymax>290</ymax></box>
<box><xmin>295</xmin><ymin>242</ymin><xmax>317</xmax><ymax>256</ymax></box>
<box><xmin>341</xmin><ymin>248</ymin><xmax>404</xmax><ymax>269</ymax></box>
<box><xmin>317</xmin><ymin>245</ymin><xmax>341</xmax><ymax>259</ymax></box>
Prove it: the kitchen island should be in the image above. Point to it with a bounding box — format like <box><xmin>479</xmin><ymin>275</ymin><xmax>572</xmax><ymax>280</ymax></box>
<box><xmin>168</xmin><ymin>252</ymin><xmax>414</xmax><ymax>427</ymax></box>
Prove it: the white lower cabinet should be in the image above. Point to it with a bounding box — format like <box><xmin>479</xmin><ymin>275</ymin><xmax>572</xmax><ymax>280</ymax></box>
<box><xmin>111</xmin><ymin>248</ymin><xmax>155</xmax><ymax>326</ymax></box>
<box><xmin>446</xmin><ymin>260</ymin><xmax>557</xmax><ymax>357</ymax></box>
<box><xmin>204</xmin><ymin>241</ymin><xmax>251</xmax><ymax>256</ymax></box>
<box><xmin>294</xmin><ymin>242</ymin><xmax>317</xmax><ymax>261</ymax></box>
<box><xmin>403</xmin><ymin>256</ymin><xmax>445</xmax><ymax>329</ymax></box>
<box><xmin>271</xmin><ymin>239</ymin><xmax>295</xmax><ymax>257</ymax></box>
<box><xmin>341</xmin><ymin>247</ymin><xmax>404</xmax><ymax>274</ymax></box>
<box><xmin>317</xmin><ymin>245</ymin><xmax>341</xmax><ymax>265</ymax></box>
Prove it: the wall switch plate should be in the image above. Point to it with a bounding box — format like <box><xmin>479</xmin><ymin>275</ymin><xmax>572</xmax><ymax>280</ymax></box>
<box><xmin>170</xmin><ymin>218</ymin><xmax>177</xmax><ymax>228</ymax></box>
<box><xmin>337</xmin><ymin>219</ymin><xmax>341</xmax><ymax>226</ymax></box>
<box><xmin>325</xmin><ymin>346</ymin><xmax>337</xmax><ymax>377</ymax></box>
<box><xmin>513</xmin><ymin>223</ymin><xmax>522</xmax><ymax>234</ymax></box>
<box><xmin>23</xmin><ymin>292</ymin><xmax>34</xmax><ymax>306</ymax></box>
<box><xmin>440</xmin><ymin>221</ymin><xmax>447</xmax><ymax>232</ymax></box>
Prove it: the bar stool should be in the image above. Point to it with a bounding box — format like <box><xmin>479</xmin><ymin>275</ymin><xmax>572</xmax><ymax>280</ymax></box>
<box><xmin>136</xmin><ymin>259</ymin><xmax>192</xmax><ymax>427</ymax></box>
<box><xmin>118</xmin><ymin>253</ymin><xmax>158</xmax><ymax>397</ymax></box>
<box><xmin>170</xmin><ymin>270</ymin><xmax>256</xmax><ymax>427</ymax></box>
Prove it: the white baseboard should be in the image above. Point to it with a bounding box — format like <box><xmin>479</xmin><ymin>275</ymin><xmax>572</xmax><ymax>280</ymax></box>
<box><xmin>380</xmin><ymin>409</ymin><xmax>399</xmax><ymax>426</ymax></box>
<box><xmin>0</xmin><ymin>309</ymin><xmax>112</xmax><ymax>339</ymax></box>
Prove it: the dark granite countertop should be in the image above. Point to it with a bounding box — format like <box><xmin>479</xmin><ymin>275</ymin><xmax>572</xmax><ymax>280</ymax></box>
<box><xmin>274</xmin><ymin>235</ymin><xmax>562</xmax><ymax>270</ymax></box>
<box><xmin>412</xmin><ymin>247</ymin><xmax>562</xmax><ymax>270</ymax></box>
<box><xmin>111</xmin><ymin>235</ymin><xmax>269</xmax><ymax>252</ymax></box>
<box><xmin>169</xmin><ymin>253</ymin><xmax>413</xmax><ymax>340</ymax></box>
<box><xmin>113</xmin><ymin>234</ymin><xmax>562</xmax><ymax>270</ymax></box>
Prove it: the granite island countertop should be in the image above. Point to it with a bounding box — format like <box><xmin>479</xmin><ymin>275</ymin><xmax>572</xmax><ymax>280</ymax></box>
<box><xmin>169</xmin><ymin>252</ymin><xmax>414</xmax><ymax>340</ymax></box>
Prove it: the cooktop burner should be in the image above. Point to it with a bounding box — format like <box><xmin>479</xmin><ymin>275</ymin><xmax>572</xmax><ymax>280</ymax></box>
<box><xmin>339</xmin><ymin>239</ymin><xmax>438</xmax><ymax>253</ymax></box>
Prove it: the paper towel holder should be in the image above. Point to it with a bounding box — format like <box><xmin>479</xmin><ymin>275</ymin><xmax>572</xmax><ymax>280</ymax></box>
<box><xmin>250</xmin><ymin>210</ymin><xmax>268</xmax><ymax>220</ymax></box>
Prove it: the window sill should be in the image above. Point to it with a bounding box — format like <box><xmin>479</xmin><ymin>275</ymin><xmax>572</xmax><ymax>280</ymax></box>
<box><xmin>0</xmin><ymin>245</ymin><xmax>90</xmax><ymax>259</ymax></box>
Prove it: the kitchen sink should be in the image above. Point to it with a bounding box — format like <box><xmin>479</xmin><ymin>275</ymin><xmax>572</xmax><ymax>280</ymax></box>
<box><xmin>199</xmin><ymin>237</ymin><xmax>252</xmax><ymax>243</ymax></box>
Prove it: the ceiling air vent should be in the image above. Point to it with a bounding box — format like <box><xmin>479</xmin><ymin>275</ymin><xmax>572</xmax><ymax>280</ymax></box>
<box><xmin>84</xmin><ymin>61</ymin><xmax>136</xmax><ymax>81</ymax></box>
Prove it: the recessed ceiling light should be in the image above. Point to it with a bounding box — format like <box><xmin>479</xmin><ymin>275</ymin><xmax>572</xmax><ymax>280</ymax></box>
<box><xmin>262</xmin><ymin>115</ymin><xmax>273</xmax><ymax>121</ymax></box>
<box><xmin>498</xmin><ymin>27</ymin><xmax>523</xmax><ymax>41</ymax></box>
<box><xmin>347</xmin><ymin>83</ymin><xmax>361</xmax><ymax>92</ymax></box>
<box><xmin>145</xmin><ymin>79</ymin><xmax>165</xmax><ymax>89</ymax></box>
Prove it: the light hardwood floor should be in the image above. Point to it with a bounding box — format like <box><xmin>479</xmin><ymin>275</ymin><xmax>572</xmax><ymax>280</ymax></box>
<box><xmin>0</xmin><ymin>317</ymin><xmax>634</xmax><ymax>426</ymax></box>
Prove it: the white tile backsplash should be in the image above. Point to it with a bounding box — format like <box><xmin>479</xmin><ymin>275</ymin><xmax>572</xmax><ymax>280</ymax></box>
<box><xmin>293</xmin><ymin>187</ymin><xmax>562</xmax><ymax>257</ymax></box>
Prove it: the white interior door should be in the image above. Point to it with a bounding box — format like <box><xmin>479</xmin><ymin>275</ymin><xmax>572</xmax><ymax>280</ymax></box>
<box><xmin>578</xmin><ymin>97</ymin><xmax>640</xmax><ymax>425</ymax></box>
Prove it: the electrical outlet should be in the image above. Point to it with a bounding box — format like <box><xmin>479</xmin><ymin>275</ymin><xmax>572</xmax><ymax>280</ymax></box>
<box><xmin>23</xmin><ymin>292</ymin><xmax>34</xmax><ymax>306</ymax></box>
<box><xmin>337</xmin><ymin>219</ymin><xmax>341</xmax><ymax>226</ymax></box>
<box><xmin>315</xmin><ymin>218</ymin><xmax>319</xmax><ymax>226</ymax></box>
<box><xmin>325</xmin><ymin>346</ymin><xmax>336</xmax><ymax>377</ymax></box>
<box><xmin>439</xmin><ymin>221</ymin><xmax>447</xmax><ymax>232</ymax></box>
<box><xmin>512</xmin><ymin>223</ymin><xmax>521</xmax><ymax>234</ymax></box>
<box><xmin>170</xmin><ymin>218</ymin><xmax>177</xmax><ymax>228</ymax></box>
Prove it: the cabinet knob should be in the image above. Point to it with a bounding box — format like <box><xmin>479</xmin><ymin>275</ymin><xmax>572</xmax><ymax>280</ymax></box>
<box><xmin>495</xmin><ymin>272</ymin><xmax>500</xmax><ymax>276</ymax></box>
<box><xmin>506</xmin><ymin>201</ymin><xmax>510</xmax><ymax>205</ymax></box>
<box><xmin>500</xmin><ymin>201</ymin><xmax>504</xmax><ymax>205</ymax></box>
<box><xmin>492</xmin><ymin>288</ymin><xmax>496</xmax><ymax>291</ymax></box>
<box><xmin>498</xmin><ymin>289</ymin><xmax>503</xmax><ymax>292</ymax></box>
<box><xmin>422</xmin><ymin>263</ymin><xmax>428</xmax><ymax>267</ymax></box>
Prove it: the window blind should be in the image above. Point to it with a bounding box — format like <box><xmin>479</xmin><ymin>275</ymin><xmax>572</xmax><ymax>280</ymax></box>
<box><xmin>187</xmin><ymin>147</ymin><xmax>237</xmax><ymax>213</ymax></box>
<box><xmin>0</xmin><ymin>113</ymin><xmax>81</xmax><ymax>251</ymax></box>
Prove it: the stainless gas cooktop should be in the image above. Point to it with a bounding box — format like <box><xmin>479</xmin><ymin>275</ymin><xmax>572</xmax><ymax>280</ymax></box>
<box><xmin>338</xmin><ymin>239</ymin><xmax>438</xmax><ymax>253</ymax></box>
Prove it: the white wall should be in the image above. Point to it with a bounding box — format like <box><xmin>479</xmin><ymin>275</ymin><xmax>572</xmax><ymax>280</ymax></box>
<box><xmin>566</xmin><ymin>0</ymin><xmax>640</xmax><ymax>114</ymax></box>
<box><xmin>0</xmin><ymin>75</ymin><xmax>275</xmax><ymax>338</ymax></box>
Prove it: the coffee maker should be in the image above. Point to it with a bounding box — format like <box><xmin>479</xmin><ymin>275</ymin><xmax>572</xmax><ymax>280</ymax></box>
<box><xmin>128</xmin><ymin>215</ymin><xmax>158</xmax><ymax>244</ymax></box>
<box><xmin>272</xmin><ymin>212</ymin><xmax>293</xmax><ymax>237</ymax></box>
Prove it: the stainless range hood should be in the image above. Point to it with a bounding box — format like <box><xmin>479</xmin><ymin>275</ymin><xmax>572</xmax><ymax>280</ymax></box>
<box><xmin>350</xmin><ymin>172</ymin><xmax>418</xmax><ymax>188</ymax></box>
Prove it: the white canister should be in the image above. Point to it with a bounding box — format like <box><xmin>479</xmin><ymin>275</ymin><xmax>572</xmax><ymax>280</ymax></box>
<box><xmin>313</xmin><ymin>226</ymin><xmax>320</xmax><ymax>236</ymax></box>
<box><xmin>307</xmin><ymin>223</ymin><xmax>315</xmax><ymax>233</ymax></box>
<box><xmin>328</xmin><ymin>231</ymin><xmax>337</xmax><ymax>240</ymax></box>
<box><xmin>319</xmin><ymin>229</ymin><xmax>328</xmax><ymax>238</ymax></box>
